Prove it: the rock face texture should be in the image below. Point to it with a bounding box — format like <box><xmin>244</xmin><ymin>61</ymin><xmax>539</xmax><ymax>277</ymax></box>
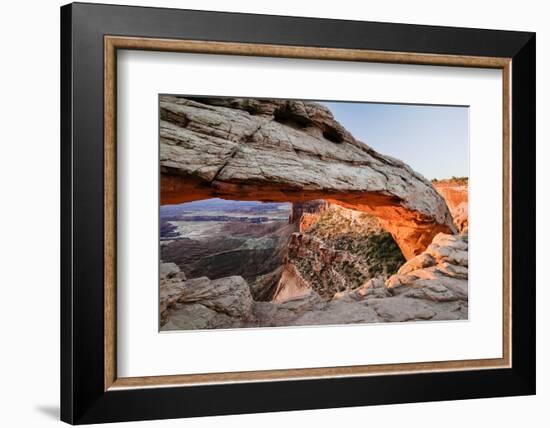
<box><xmin>321</xmin><ymin>232</ymin><xmax>468</xmax><ymax>322</ymax></box>
<box><xmin>288</xmin><ymin>200</ymin><xmax>328</xmax><ymax>232</ymax></box>
<box><xmin>161</xmin><ymin>269</ymin><xmax>255</xmax><ymax>330</ymax></box>
<box><xmin>160</xmin><ymin>96</ymin><xmax>455</xmax><ymax>259</ymax></box>
<box><xmin>160</xmin><ymin>233</ymin><xmax>467</xmax><ymax>330</ymax></box>
<box><xmin>273</xmin><ymin>205</ymin><xmax>405</xmax><ymax>301</ymax></box>
<box><xmin>380</xmin><ymin>233</ymin><xmax>468</xmax><ymax>320</ymax></box>
<box><xmin>433</xmin><ymin>180</ymin><xmax>468</xmax><ymax>233</ymax></box>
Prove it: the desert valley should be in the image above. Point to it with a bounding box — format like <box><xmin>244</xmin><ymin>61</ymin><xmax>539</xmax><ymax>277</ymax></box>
<box><xmin>159</xmin><ymin>96</ymin><xmax>469</xmax><ymax>331</ymax></box>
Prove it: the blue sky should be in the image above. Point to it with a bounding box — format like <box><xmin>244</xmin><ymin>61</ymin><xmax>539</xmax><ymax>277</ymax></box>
<box><xmin>322</xmin><ymin>101</ymin><xmax>469</xmax><ymax>180</ymax></box>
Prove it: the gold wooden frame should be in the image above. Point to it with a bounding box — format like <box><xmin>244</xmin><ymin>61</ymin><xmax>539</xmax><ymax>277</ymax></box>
<box><xmin>104</xmin><ymin>35</ymin><xmax>512</xmax><ymax>391</ymax></box>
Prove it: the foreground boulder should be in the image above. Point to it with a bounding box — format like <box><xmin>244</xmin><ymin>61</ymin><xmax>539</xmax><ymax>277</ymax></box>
<box><xmin>160</xmin><ymin>96</ymin><xmax>455</xmax><ymax>258</ymax></box>
<box><xmin>378</xmin><ymin>233</ymin><xmax>468</xmax><ymax>320</ymax></box>
<box><xmin>273</xmin><ymin>204</ymin><xmax>405</xmax><ymax>301</ymax></box>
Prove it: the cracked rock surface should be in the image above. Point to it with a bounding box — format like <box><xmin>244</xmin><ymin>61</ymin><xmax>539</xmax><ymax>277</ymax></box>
<box><xmin>160</xmin><ymin>233</ymin><xmax>468</xmax><ymax>330</ymax></box>
<box><xmin>159</xmin><ymin>96</ymin><xmax>455</xmax><ymax>259</ymax></box>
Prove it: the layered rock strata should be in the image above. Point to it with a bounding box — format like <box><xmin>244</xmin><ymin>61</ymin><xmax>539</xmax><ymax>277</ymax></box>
<box><xmin>273</xmin><ymin>205</ymin><xmax>405</xmax><ymax>301</ymax></box>
<box><xmin>160</xmin><ymin>232</ymin><xmax>468</xmax><ymax>330</ymax></box>
<box><xmin>433</xmin><ymin>179</ymin><xmax>468</xmax><ymax>233</ymax></box>
<box><xmin>160</xmin><ymin>96</ymin><xmax>456</xmax><ymax>258</ymax></box>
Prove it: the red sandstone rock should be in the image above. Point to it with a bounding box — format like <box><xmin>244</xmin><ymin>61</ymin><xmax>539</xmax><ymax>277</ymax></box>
<box><xmin>433</xmin><ymin>180</ymin><xmax>468</xmax><ymax>233</ymax></box>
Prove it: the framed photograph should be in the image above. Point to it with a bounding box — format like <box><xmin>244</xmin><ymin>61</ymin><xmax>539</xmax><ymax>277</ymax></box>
<box><xmin>60</xmin><ymin>2</ymin><xmax>535</xmax><ymax>424</ymax></box>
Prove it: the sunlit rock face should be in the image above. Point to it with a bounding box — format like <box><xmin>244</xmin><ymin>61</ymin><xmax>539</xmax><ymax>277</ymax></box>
<box><xmin>433</xmin><ymin>179</ymin><xmax>468</xmax><ymax>233</ymax></box>
<box><xmin>288</xmin><ymin>200</ymin><xmax>328</xmax><ymax>232</ymax></box>
<box><xmin>159</xmin><ymin>96</ymin><xmax>456</xmax><ymax>259</ymax></box>
<box><xmin>273</xmin><ymin>204</ymin><xmax>405</xmax><ymax>302</ymax></box>
<box><xmin>160</xmin><ymin>232</ymin><xmax>468</xmax><ymax>330</ymax></box>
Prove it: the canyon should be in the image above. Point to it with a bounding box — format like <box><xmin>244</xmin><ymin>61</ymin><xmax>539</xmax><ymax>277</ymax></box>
<box><xmin>159</xmin><ymin>96</ymin><xmax>468</xmax><ymax>330</ymax></box>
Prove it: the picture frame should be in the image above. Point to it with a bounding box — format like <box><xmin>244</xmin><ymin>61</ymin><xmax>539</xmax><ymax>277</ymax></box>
<box><xmin>60</xmin><ymin>2</ymin><xmax>535</xmax><ymax>424</ymax></box>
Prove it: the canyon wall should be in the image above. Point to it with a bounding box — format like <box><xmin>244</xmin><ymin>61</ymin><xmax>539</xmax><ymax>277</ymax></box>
<box><xmin>288</xmin><ymin>199</ymin><xmax>327</xmax><ymax>231</ymax></box>
<box><xmin>433</xmin><ymin>179</ymin><xmax>468</xmax><ymax>233</ymax></box>
<box><xmin>273</xmin><ymin>204</ymin><xmax>405</xmax><ymax>302</ymax></box>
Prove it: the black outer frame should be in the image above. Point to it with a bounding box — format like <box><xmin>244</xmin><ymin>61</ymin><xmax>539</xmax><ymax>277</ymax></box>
<box><xmin>60</xmin><ymin>2</ymin><xmax>536</xmax><ymax>424</ymax></box>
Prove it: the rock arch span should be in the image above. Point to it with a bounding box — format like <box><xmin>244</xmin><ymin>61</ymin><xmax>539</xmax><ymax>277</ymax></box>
<box><xmin>160</xmin><ymin>96</ymin><xmax>455</xmax><ymax>259</ymax></box>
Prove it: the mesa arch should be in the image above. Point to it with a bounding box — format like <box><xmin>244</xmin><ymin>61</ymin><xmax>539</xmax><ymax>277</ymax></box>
<box><xmin>159</xmin><ymin>96</ymin><xmax>456</xmax><ymax>259</ymax></box>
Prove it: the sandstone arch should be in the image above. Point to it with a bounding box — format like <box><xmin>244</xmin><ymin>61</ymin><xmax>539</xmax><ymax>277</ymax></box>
<box><xmin>160</xmin><ymin>96</ymin><xmax>456</xmax><ymax>259</ymax></box>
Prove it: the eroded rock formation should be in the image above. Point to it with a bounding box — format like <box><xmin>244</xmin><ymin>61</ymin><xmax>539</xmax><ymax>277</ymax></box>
<box><xmin>288</xmin><ymin>200</ymin><xmax>328</xmax><ymax>231</ymax></box>
<box><xmin>161</xmin><ymin>272</ymin><xmax>255</xmax><ymax>330</ymax></box>
<box><xmin>160</xmin><ymin>231</ymin><xmax>468</xmax><ymax>330</ymax></box>
<box><xmin>160</xmin><ymin>96</ymin><xmax>455</xmax><ymax>258</ymax></box>
<box><xmin>379</xmin><ymin>233</ymin><xmax>468</xmax><ymax>320</ymax></box>
<box><xmin>273</xmin><ymin>205</ymin><xmax>405</xmax><ymax>301</ymax></box>
<box><xmin>433</xmin><ymin>179</ymin><xmax>468</xmax><ymax>233</ymax></box>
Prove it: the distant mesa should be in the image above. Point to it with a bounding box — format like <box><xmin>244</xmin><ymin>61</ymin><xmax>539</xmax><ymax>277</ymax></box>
<box><xmin>176</xmin><ymin>215</ymin><xmax>270</xmax><ymax>223</ymax></box>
